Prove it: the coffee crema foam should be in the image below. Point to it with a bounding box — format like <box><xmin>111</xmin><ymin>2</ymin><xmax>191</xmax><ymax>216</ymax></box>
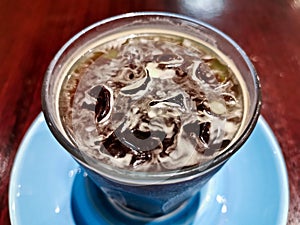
<box><xmin>59</xmin><ymin>33</ymin><xmax>244</xmax><ymax>172</ymax></box>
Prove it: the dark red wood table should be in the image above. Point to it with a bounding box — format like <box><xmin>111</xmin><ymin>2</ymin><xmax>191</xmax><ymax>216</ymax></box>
<box><xmin>0</xmin><ymin>0</ymin><xmax>299</xmax><ymax>224</ymax></box>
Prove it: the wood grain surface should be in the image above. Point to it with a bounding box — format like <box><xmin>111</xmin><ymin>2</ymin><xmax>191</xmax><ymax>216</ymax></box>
<box><xmin>0</xmin><ymin>0</ymin><xmax>299</xmax><ymax>224</ymax></box>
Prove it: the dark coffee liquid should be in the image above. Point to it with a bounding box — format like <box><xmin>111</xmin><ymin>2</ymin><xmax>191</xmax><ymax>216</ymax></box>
<box><xmin>59</xmin><ymin>33</ymin><xmax>244</xmax><ymax>171</ymax></box>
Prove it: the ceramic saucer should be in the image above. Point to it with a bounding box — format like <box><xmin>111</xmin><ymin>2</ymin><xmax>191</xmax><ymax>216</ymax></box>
<box><xmin>9</xmin><ymin>113</ymin><xmax>289</xmax><ymax>225</ymax></box>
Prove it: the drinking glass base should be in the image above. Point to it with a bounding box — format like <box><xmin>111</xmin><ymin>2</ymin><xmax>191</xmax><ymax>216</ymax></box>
<box><xmin>71</xmin><ymin>172</ymin><xmax>201</xmax><ymax>225</ymax></box>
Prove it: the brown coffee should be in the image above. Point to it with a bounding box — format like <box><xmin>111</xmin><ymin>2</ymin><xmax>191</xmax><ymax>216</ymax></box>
<box><xmin>58</xmin><ymin>32</ymin><xmax>245</xmax><ymax>172</ymax></box>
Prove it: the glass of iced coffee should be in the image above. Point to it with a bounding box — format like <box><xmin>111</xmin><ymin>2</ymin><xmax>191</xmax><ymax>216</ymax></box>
<box><xmin>42</xmin><ymin>12</ymin><xmax>261</xmax><ymax>220</ymax></box>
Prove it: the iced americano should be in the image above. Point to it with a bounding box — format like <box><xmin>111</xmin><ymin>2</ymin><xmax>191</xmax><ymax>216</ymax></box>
<box><xmin>58</xmin><ymin>30</ymin><xmax>247</xmax><ymax>172</ymax></box>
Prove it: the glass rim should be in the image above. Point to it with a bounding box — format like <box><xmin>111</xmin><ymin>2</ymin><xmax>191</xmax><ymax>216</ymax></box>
<box><xmin>42</xmin><ymin>11</ymin><xmax>261</xmax><ymax>184</ymax></box>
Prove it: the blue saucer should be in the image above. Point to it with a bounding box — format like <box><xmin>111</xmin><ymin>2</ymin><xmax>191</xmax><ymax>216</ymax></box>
<box><xmin>9</xmin><ymin>113</ymin><xmax>289</xmax><ymax>225</ymax></box>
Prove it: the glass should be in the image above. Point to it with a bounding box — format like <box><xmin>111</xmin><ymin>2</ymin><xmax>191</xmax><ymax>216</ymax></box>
<box><xmin>42</xmin><ymin>12</ymin><xmax>261</xmax><ymax>220</ymax></box>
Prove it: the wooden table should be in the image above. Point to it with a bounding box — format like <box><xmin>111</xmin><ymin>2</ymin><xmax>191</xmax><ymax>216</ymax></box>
<box><xmin>0</xmin><ymin>0</ymin><xmax>299</xmax><ymax>224</ymax></box>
